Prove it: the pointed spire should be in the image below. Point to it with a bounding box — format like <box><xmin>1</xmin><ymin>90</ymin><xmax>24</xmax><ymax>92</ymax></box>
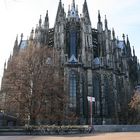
<box><xmin>83</xmin><ymin>0</ymin><xmax>91</xmax><ymax>24</ymax></box>
<box><xmin>126</xmin><ymin>35</ymin><xmax>132</xmax><ymax>56</ymax></box>
<box><xmin>44</xmin><ymin>10</ymin><xmax>49</xmax><ymax>29</ymax></box>
<box><xmin>126</xmin><ymin>35</ymin><xmax>130</xmax><ymax>46</ymax></box>
<box><xmin>76</xmin><ymin>5</ymin><xmax>78</xmax><ymax>12</ymax></box>
<box><xmin>105</xmin><ymin>15</ymin><xmax>108</xmax><ymax>29</ymax></box>
<box><xmin>39</xmin><ymin>15</ymin><xmax>42</xmax><ymax>27</ymax></box>
<box><xmin>62</xmin><ymin>4</ymin><xmax>65</xmax><ymax>13</ymax></box>
<box><xmin>31</xmin><ymin>28</ymin><xmax>34</xmax><ymax>33</ymax></box>
<box><xmin>45</xmin><ymin>10</ymin><xmax>48</xmax><ymax>22</ymax></box>
<box><xmin>68</xmin><ymin>5</ymin><xmax>70</xmax><ymax>16</ymax></box>
<box><xmin>29</xmin><ymin>28</ymin><xmax>34</xmax><ymax>40</ymax></box>
<box><xmin>97</xmin><ymin>10</ymin><xmax>103</xmax><ymax>32</ymax></box>
<box><xmin>83</xmin><ymin>0</ymin><xmax>87</xmax><ymax>13</ymax></box>
<box><xmin>98</xmin><ymin>10</ymin><xmax>101</xmax><ymax>23</ymax></box>
<box><xmin>3</xmin><ymin>61</ymin><xmax>7</xmax><ymax>72</ymax></box>
<box><xmin>72</xmin><ymin>0</ymin><xmax>75</xmax><ymax>9</ymax></box>
<box><xmin>122</xmin><ymin>34</ymin><xmax>126</xmax><ymax>55</ymax></box>
<box><xmin>4</xmin><ymin>61</ymin><xmax>6</xmax><ymax>68</ymax></box>
<box><xmin>20</xmin><ymin>33</ymin><xmax>23</xmax><ymax>41</ymax></box>
<box><xmin>122</xmin><ymin>33</ymin><xmax>125</xmax><ymax>41</ymax></box>
<box><xmin>67</xmin><ymin>0</ymin><xmax>79</xmax><ymax>19</ymax></box>
<box><xmin>7</xmin><ymin>55</ymin><xmax>11</xmax><ymax>65</ymax></box>
<box><xmin>76</xmin><ymin>4</ymin><xmax>79</xmax><ymax>17</ymax></box>
<box><xmin>15</xmin><ymin>35</ymin><xmax>18</xmax><ymax>46</ymax></box>
<box><xmin>35</xmin><ymin>24</ymin><xmax>38</xmax><ymax>33</ymax></box>
<box><xmin>58</xmin><ymin>0</ymin><xmax>62</xmax><ymax>8</ymax></box>
<box><xmin>55</xmin><ymin>0</ymin><xmax>65</xmax><ymax>23</ymax></box>
<box><xmin>133</xmin><ymin>46</ymin><xmax>135</xmax><ymax>56</ymax></box>
<box><xmin>112</xmin><ymin>28</ymin><xmax>115</xmax><ymax>39</ymax></box>
<box><xmin>13</xmin><ymin>33</ymin><xmax>23</xmax><ymax>54</ymax></box>
<box><xmin>13</xmin><ymin>35</ymin><xmax>19</xmax><ymax>55</ymax></box>
<box><xmin>59</xmin><ymin>0</ymin><xmax>62</xmax><ymax>8</ymax></box>
<box><xmin>16</xmin><ymin>34</ymin><xmax>18</xmax><ymax>41</ymax></box>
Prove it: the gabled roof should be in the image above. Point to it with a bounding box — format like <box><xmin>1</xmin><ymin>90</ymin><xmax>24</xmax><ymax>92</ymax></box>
<box><xmin>69</xmin><ymin>54</ymin><xmax>78</xmax><ymax>63</ymax></box>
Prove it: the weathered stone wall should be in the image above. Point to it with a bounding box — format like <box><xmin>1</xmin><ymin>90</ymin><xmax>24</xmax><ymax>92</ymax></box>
<box><xmin>94</xmin><ymin>125</ymin><xmax>140</xmax><ymax>132</ymax></box>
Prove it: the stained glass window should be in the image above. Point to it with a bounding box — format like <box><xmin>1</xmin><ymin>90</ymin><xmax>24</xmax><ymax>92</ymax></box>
<box><xmin>70</xmin><ymin>31</ymin><xmax>76</xmax><ymax>57</ymax></box>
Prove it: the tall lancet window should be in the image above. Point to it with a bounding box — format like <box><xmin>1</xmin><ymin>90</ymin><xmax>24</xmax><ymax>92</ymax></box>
<box><xmin>70</xmin><ymin>30</ymin><xmax>77</xmax><ymax>57</ymax></box>
<box><xmin>103</xmin><ymin>76</ymin><xmax>110</xmax><ymax>116</ymax></box>
<box><xmin>69</xmin><ymin>71</ymin><xmax>77</xmax><ymax>108</ymax></box>
<box><xmin>93</xmin><ymin>76</ymin><xmax>100</xmax><ymax>115</ymax></box>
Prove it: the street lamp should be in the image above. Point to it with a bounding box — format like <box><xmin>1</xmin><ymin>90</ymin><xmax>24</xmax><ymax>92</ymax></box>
<box><xmin>87</xmin><ymin>96</ymin><xmax>95</xmax><ymax>127</ymax></box>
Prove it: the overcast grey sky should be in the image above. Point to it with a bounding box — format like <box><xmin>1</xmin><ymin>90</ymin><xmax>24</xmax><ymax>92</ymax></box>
<box><xmin>0</xmin><ymin>0</ymin><xmax>140</xmax><ymax>85</ymax></box>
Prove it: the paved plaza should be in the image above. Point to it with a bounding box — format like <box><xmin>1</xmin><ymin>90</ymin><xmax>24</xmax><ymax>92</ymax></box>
<box><xmin>0</xmin><ymin>132</ymin><xmax>140</xmax><ymax>140</ymax></box>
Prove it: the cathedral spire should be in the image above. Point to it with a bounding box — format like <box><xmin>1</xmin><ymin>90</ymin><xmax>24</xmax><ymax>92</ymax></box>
<box><xmin>29</xmin><ymin>28</ymin><xmax>34</xmax><ymax>40</ymax></box>
<box><xmin>4</xmin><ymin>61</ymin><xmax>6</xmax><ymax>71</ymax></box>
<box><xmin>126</xmin><ymin>35</ymin><xmax>130</xmax><ymax>46</ymax></box>
<box><xmin>76</xmin><ymin>5</ymin><xmax>78</xmax><ymax>12</ymax></box>
<box><xmin>68</xmin><ymin>5</ymin><xmax>70</xmax><ymax>16</ymax></box>
<box><xmin>97</xmin><ymin>10</ymin><xmax>103</xmax><ymax>32</ymax></box>
<box><xmin>122</xmin><ymin>34</ymin><xmax>127</xmax><ymax>55</ymax></box>
<box><xmin>133</xmin><ymin>46</ymin><xmax>135</xmax><ymax>56</ymax></box>
<box><xmin>126</xmin><ymin>35</ymin><xmax>132</xmax><ymax>56</ymax></box>
<box><xmin>44</xmin><ymin>10</ymin><xmax>49</xmax><ymax>29</ymax></box>
<box><xmin>105</xmin><ymin>15</ymin><xmax>108</xmax><ymax>29</ymax></box>
<box><xmin>122</xmin><ymin>33</ymin><xmax>125</xmax><ymax>42</ymax></box>
<box><xmin>55</xmin><ymin>0</ymin><xmax>65</xmax><ymax>23</ymax></box>
<box><xmin>45</xmin><ymin>10</ymin><xmax>49</xmax><ymax>23</ymax></box>
<box><xmin>13</xmin><ymin>35</ymin><xmax>19</xmax><ymax>55</ymax></box>
<box><xmin>39</xmin><ymin>15</ymin><xmax>42</xmax><ymax>27</ymax></box>
<box><xmin>112</xmin><ymin>28</ymin><xmax>115</xmax><ymax>40</ymax></box>
<box><xmin>7</xmin><ymin>54</ymin><xmax>12</xmax><ymax>66</ymax></box>
<box><xmin>72</xmin><ymin>0</ymin><xmax>75</xmax><ymax>9</ymax></box>
<box><xmin>82</xmin><ymin>0</ymin><xmax>91</xmax><ymax>24</ymax></box>
<box><xmin>15</xmin><ymin>35</ymin><xmax>18</xmax><ymax>46</ymax></box>
<box><xmin>21</xmin><ymin>33</ymin><xmax>23</xmax><ymax>41</ymax></box>
<box><xmin>98</xmin><ymin>10</ymin><xmax>101</xmax><ymax>23</ymax></box>
<box><xmin>67</xmin><ymin>0</ymin><xmax>79</xmax><ymax>20</ymax></box>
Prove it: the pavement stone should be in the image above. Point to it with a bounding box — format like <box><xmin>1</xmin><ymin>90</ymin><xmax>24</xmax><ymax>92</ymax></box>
<box><xmin>0</xmin><ymin>132</ymin><xmax>140</xmax><ymax>140</ymax></box>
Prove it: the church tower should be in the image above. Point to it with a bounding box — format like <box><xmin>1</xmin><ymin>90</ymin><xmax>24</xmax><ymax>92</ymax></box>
<box><xmin>81</xmin><ymin>0</ymin><xmax>93</xmax><ymax>66</ymax></box>
<box><xmin>54</xmin><ymin>0</ymin><xmax>66</xmax><ymax>65</ymax></box>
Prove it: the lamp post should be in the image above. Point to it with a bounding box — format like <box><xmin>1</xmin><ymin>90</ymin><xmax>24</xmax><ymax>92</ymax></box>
<box><xmin>87</xmin><ymin>96</ymin><xmax>95</xmax><ymax>126</ymax></box>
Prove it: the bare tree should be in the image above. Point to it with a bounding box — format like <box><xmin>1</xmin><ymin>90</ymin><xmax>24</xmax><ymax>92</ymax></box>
<box><xmin>129</xmin><ymin>88</ymin><xmax>140</xmax><ymax>124</ymax></box>
<box><xmin>3</xmin><ymin>46</ymin><xmax>67</xmax><ymax>125</ymax></box>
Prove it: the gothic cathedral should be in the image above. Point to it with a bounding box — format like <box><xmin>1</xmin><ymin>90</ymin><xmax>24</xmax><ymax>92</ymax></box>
<box><xmin>1</xmin><ymin>0</ymin><xmax>140</xmax><ymax>125</ymax></box>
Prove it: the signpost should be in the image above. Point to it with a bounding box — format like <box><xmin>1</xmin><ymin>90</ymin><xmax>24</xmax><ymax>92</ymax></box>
<box><xmin>87</xmin><ymin>96</ymin><xmax>95</xmax><ymax>127</ymax></box>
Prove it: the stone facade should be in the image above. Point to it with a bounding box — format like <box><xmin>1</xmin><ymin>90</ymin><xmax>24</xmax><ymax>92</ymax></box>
<box><xmin>1</xmin><ymin>0</ymin><xmax>140</xmax><ymax>124</ymax></box>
